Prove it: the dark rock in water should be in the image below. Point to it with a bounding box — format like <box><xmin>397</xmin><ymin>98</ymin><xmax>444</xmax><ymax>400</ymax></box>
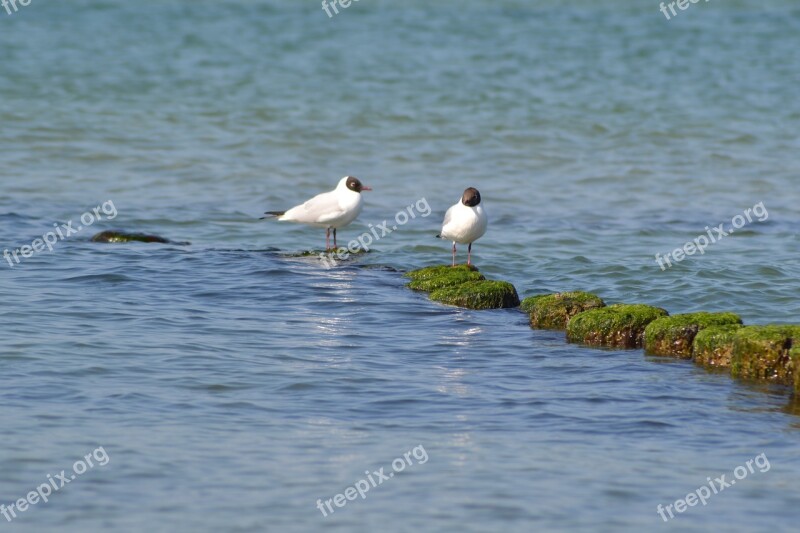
<box><xmin>692</xmin><ymin>324</ymin><xmax>744</xmax><ymax>368</ymax></box>
<box><xmin>730</xmin><ymin>325</ymin><xmax>800</xmax><ymax>384</ymax></box>
<box><xmin>566</xmin><ymin>304</ymin><xmax>668</xmax><ymax>349</ymax></box>
<box><xmin>90</xmin><ymin>231</ymin><xmax>175</xmax><ymax>244</ymax></box>
<box><xmin>522</xmin><ymin>291</ymin><xmax>606</xmax><ymax>330</ymax></box>
<box><xmin>644</xmin><ymin>312</ymin><xmax>743</xmax><ymax>358</ymax></box>
<box><xmin>282</xmin><ymin>248</ymin><xmax>369</xmax><ymax>261</ymax></box>
<box><xmin>429</xmin><ymin>280</ymin><xmax>520</xmax><ymax>310</ymax></box>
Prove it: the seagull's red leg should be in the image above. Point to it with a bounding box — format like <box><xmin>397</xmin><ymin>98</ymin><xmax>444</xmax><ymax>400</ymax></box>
<box><xmin>467</xmin><ymin>243</ymin><xmax>472</xmax><ymax>266</ymax></box>
<box><xmin>452</xmin><ymin>243</ymin><xmax>457</xmax><ymax>267</ymax></box>
<box><xmin>325</xmin><ymin>228</ymin><xmax>330</xmax><ymax>251</ymax></box>
<box><xmin>333</xmin><ymin>228</ymin><xmax>337</xmax><ymax>249</ymax></box>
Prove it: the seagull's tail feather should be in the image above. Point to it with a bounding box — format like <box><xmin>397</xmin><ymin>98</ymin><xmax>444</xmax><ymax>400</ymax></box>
<box><xmin>260</xmin><ymin>211</ymin><xmax>285</xmax><ymax>220</ymax></box>
<box><xmin>435</xmin><ymin>233</ymin><xmax>441</xmax><ymax>239</ymax></box>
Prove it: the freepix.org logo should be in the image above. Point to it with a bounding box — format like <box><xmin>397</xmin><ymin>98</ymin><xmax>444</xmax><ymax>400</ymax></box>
<box><xmin>2</xmin><ymin>0</ymin><xmax>32</xmax><ymax>16</ymax></box>
<box><xmin>4</xmin><ymin>200</ymin><xmax>118</xmax><ymax>268</ymax></box>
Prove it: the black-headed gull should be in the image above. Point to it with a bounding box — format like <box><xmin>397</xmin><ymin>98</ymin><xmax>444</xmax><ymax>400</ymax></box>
<box><xmin>437</xmin><ymin>187</ymin><xmax>487</xmax><ymax>266</ymax></box>
<box><xmin>262</xmin><ymin>176</ymin><xmax>371</xmax><ymax>251</ymax></box>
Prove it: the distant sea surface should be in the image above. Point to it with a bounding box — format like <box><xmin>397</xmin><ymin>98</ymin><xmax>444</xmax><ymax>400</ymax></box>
<box><xmin>1</xmin><ymin>1</ymin><xmax>799</xmax><ymax>531</ymax></box>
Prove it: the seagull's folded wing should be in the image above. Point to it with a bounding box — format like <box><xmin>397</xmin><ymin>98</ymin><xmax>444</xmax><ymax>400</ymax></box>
<box><xmin>282</xmin><ymin>191</ymin><xmax>343</xmax><ymax>224</ymax></box>
<box><xmin>440</xmin><ymin>204</ymin><xmax>456</xmax><ymax>232</ymax></box>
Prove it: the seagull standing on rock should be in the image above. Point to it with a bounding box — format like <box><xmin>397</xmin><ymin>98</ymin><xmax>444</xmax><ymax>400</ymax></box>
<box><xmin>262</xmin><ymin>176</ymin><xmax>372</xmax><ymax>251</ymax></box>
<box><xmin>437</xmin><ymin>187</ymin><xmax>487</xmax><ymax>266</ymax></box>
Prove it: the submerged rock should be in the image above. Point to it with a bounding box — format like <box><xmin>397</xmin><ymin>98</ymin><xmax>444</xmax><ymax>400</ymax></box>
<box><xmin>429</xmin><ymin>280</ymin><xmax>520</xmax><ymax>310</ymax></box>
<box><xmin>90</xmin><ymin>230</ymin><xmax>174</xmax><ymax>244</ymax></box>
<box><xmin>566</xmin><ymin>304</ymin><xmax>668</xmax><ymax>349</ymax></box>
<box><xmin>644</xmin><ymin>312</ymin><xmax>743</xmax><ymax>358</ymax></box>
<box><xmin>692</xmin><ymin>324</ymin><xmax>744</xmax><ymax>368</ymax></box>
<box><xmin>731</xmin><ymin>325</ymin><xmax>800</xmax><ymax>384</ymax></box>
<box><xmin>521</xmin><ymin>291</ymin><xmax>606</xmax><ymax>330</ymax></box>
<box><xmin>283</xmin><ymin>248</ymin><xmax>369</xmax><ymax>261</ymax></box>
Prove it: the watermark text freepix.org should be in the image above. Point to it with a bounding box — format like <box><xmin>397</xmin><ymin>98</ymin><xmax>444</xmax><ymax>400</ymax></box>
<box><xmin>655</xmin><ymin>201</ymin><xmax>767</xmax><ymax>271</ymax></box>
<box><xmin>316</xmin><ymin>444</ymin><xmax>428</xmax><ymax>517</ymax></box>
<box><xmin>320</xmin><ymin>197</ymin><xmax>431</xmax><ymax>268</ymax></box>
<box><xmin>1</xmin><ymin>446</ymin><xmax>110</xmax><ymax>522</ymax></box>
<box><xmin>2</xmin><ymin>0</ymin><xmax>32</xmax><ymax>16</ymax></box>
<box><xmin>321</xmin><ymin>0</ymin><xmax>360</xmax><ymax>18</ymax></box>
<box><xmin>659</xmin><ymin>0</ymin><xmax>711</xmax><ymax>21</ymax></box>
<box><xmin>657</xmin><ymin>453</ymin><xmax>770</xmax><ymax>522</ymax></box>
<box><xmin>4</xmin><ymin>200</ymin><xmax>117</xmax><ymax>268</ymax></box>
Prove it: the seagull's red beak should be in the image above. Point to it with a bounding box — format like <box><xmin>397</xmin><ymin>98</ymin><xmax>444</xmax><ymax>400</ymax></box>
<box><xmin>361</xmin><ymin>185</ymin><xmax>372</xmax><ymax>192</ymax></box>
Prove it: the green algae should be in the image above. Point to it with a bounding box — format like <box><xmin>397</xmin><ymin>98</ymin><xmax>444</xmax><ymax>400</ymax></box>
<box><xmin>692</xmin><ymin>324</ymin><xmax>744</xmax><ymax>368</ymax></box>
<box><xmin>407</xmin><ymin>269</ymin><xmax>485</xmax><ymax>292</ymax></box>
<box><xmin>404</xmin><ymin>264</ymin><xmax>479</xmax><ymax>281</ymax></box>
<box><xmin>521</xmin><ymin>291</ymin><xmax>606</xmax><ymax>330</ymax></box>
<box><xmin>429</xmin><ymin>280</ymin><xmax>520</xmax><ymax>310</ymax></box>
<box><xmin>731</xmin><ymin>325</ymin><xmax>800</xmax><ymax>384</ymax></box>
<box><xmin>644</xmin><ymin>312</ymin><xmax>743</xmax><ymax>358</ymax></box>
<box><xmin>566</xmin><ymin>304</ymin><xmax>669</xmax><ymax>349</ymax></box>
<box><xmin>792</xmin><ymin>347</ymin><xmax>800</xmax><ymax>393</ymax></box>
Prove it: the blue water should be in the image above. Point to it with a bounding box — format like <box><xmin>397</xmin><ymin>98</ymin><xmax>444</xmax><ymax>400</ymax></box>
<box><xmin>1</xmin><ymin>1</ymin><xmax>799</xmax><ymax>531</ymax></box>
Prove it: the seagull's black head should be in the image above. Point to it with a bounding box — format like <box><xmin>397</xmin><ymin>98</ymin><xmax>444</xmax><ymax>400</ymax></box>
<box><xmin>345</xmin><ymin>176</ymin><xmax>372</xmax><ymax>193</ymax></box>
<box><xmin>461</xmin><ymin>187</ymin><xmax>481</xmax><ymax>207</ymax></box>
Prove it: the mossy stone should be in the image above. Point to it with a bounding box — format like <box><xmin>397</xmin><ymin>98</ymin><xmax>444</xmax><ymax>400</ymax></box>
<box><xmin>521</xmin><ymin>292</ymin><xmax>606</xmax><ymax>330</ymax></box>
<box><xmin>566</xmin><ymin>304</ymin><xmax>669</xmax><ymax>349</ymax></box>
<box><xmin>404</xmin><ymin>264</ymin><xmax>479</xmax><ymax>281</ymax></box>
<box><xmin>429</xmin><ymin>280</ymin><xmax>520</xmax><ymax>310</ymax></box>
<box><xmin>90</xmin><ymin>230</ymin><xmax>172</xmax><ymax>244</ymax></box>
<box><xmin>692</xmin><ymin>325</ymin><xmax>744</xmax><ymax>368</ymax></box>
<box><xmin>731</xmin><ymin>325</ymin><xmax>800</xmax><ymax>384</ymax></box>
<box><xmin>407</xmin><ymin>269</ymin><xmax>485</xmax><ymax>292</ymax></box>
<box><xmin>792</xmin><ymin>347</ymin><xmax>800</xmax><ymax>393</ymax></box>
<box><xmin>644</xmin><ymin>312</ymin><xmax>743</xmax><ymax>358</ymax></box>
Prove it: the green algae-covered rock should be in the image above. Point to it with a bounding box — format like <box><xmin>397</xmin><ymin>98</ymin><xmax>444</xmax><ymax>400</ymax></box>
<box><xmin>731</xmin><ymin>325</ymin><xmax>800</xmax><ymax>383</ymax></box>
<box><xmin>404</xmin><ymin>264</ymin><xmax>479</xmax><ymax>281</ymax></box>
<box><xmin>692</xmin><ymin>324</ymin><xmax>744</xmax><ymax>368</ymax></box>
<box><xmin>644</xmin><ymin>312</ymin><xmax>743</xmax><ymax>358</ymax></box>
<box><xmin>521</xmin><ymin>292</ymin><xmax>606</xmax><ymax>330</ymax></box>
<box><xmin>792</xmin><ymin>347</ymin><xmax>800</xmax><ymax>393</ymax></box>
<box><xmin>91</xmin><ymin>230</ymin><xmax>173</xmax><ymax>244</ymax></box>
<box><xmin>566</xmin><ymin>304</ymin><xmax>669</xmax><ymax>349</ymax></box>
<box><xmin>429</xmin><ymin>280</ymin><xmax>520</xmax><ymax>310</ymax></box>
<box><xmin>407</xmin><ymin>269</ymin><xmax>485</xmax><ymax>292</ymax></box>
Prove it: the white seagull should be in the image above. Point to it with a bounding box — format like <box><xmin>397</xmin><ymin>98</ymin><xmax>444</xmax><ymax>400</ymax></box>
<box><xmin>437</xmin><ymin>187</ymin><xmax>488</xmax><ymax>267</ymax></box>
<box><xmin>262</xmin><ymin>176</ymin><xmax>372</xmax><ymax>251</ymax></box>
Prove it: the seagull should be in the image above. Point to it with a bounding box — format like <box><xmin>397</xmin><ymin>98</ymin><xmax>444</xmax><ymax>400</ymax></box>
<box><xmin>437</xmin><ymin>187</ymin><xmax>488</xmax><ymax>266</ymax></box>
<box><xmin>262</xmin><ymin>176</ymin><xmax>371</xmax><ymax>251</ymax></box>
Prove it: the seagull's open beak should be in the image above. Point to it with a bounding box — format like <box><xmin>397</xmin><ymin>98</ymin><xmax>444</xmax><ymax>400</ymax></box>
<box><xmin>361</xmin><ymin>185</ymin><xmax>373</xmax><ymax>192</ymax></box>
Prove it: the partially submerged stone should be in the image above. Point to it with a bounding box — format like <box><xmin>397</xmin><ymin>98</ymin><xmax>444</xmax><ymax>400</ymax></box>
<box><xmin>731</xmin><ymin>325</ymin><xmax>800</xmax><ymax>384</ymax></box>
<box><xmin>404</xmin><ymin>264</ymin><xmax>479</xmax><ymax>281</ymax></box>
<box><xmin>407</xmin><ymin>269</ymin><xmax>485</xmax><ymax>292</ymax></box>
<box><xmin>566</xmin><ymin>304</ymin><xmax>668</xmax><ymax>349</ymax></box>
<box><xmin>692</xmin><ymin>324</ymin><xmax>744</xmax><ymax>368</ymax></box>
<box><xmin>90</xmin><ymin>230</ymin><xmax>175</xmax><ymax>244</ymax></box>
<box><xmin>285</xmin><ymin>248</ymin><xmax>369</xmax><ymax>261</ymax></box>
<box><xmin>429</xmin><ymin>280</ymin><xmax>520</xmax><ymax>310</ymax></box>
<box><xmin>792</xmin><ymin>348</ymin><xmax>800</xmax><ymax>393</ymax></box>
<box><xmin>644</xmin><ymin>312</ymin><xmax>743</xmax><ymax>358</ymax></box>
<box><xmin>521</xmin><ymin>291</ymin><xmax>606</xmax><ymax>330</ymax></box>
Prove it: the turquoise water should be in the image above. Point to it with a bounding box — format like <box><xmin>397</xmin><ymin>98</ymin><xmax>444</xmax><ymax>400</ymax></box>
<box><xmin>1</xmin><ymin>1</ymin><xmax>799</xmax><ymax>531</ymax></box>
